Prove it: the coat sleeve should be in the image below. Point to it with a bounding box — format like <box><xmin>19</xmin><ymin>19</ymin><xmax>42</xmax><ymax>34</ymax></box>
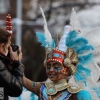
<box><xmin>0</xmin><ymin>60</ymin><xmax>24</xmax><ymax>97</ymax></box>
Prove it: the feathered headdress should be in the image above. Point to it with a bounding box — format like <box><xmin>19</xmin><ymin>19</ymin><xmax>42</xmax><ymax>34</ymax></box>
<box><xmin>58</xmin><ymin>8</ymin><xmax>100</xmax><ymax>100</ymax></box>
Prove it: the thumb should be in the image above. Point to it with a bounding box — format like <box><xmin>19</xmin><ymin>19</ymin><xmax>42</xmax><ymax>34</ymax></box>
<box><xmin>9</xmin><ymin>46</ymin><xmax>13</xmax><ymax>53</ymax></box>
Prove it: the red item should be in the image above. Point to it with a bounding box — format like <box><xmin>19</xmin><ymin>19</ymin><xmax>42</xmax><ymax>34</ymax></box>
<box><xmin>47</xmin><ymin>49</ymin><xmax>65</xmax><ymax>64</ymax></box>
<box><xmin>6</xmin><ymin>14</ymin><xmax>12</xmax><ymax>35</ymax></box>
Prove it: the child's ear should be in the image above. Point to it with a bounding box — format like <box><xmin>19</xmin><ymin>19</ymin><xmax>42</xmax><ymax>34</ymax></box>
<box><xmin>61</xmin><ymin>67</ymin><xmax>68</xmax><ymax>75</ymax></box>
<box><xmin>0</xmin><ymin>43</ymin><xmax>5</xmax><ymax>53</ymax></box>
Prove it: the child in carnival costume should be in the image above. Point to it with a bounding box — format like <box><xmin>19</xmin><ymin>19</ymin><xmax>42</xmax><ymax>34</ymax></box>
<box><xmin>22</xmin><ymin>6</ymin><xmax>100</xmax><ymax>100</ymax></box>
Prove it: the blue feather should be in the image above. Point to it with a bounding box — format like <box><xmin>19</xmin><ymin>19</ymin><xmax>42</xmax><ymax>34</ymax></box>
<box><xmin>16</xmin><ymin>87</ymin><xmax>38</xmax><ymax>100</ymax></box>
<box><xmin>17</xmin><ymin>96</ymin><xmax>21</xmax><ymax>100</ymax></box>
<box><xmin>78</xmin><ymin>53</ymin><xmax>93</xmax><ymax>64</ymax></box>
<box><xmin>76</xmin><ymin>45</ymin><xmax>94</xmax><ymax>54</ymax></box>
<box><xmin>74</xmin><ymin>64</ymin><xmax>91</xmax><ymax>85</ymax></box>
<box><xmin>30</xmin><ymin>92</ymin><xmax>38</xmax><ymax>100</ymax></box>
<box><xmin>77</xmin><ymin>90</ymin><xmax>92</xmax><ymax>100</ymax></box>
<box><xmin>71</xmin><ymin>38</ymin><xmax>88</xmax><ymax>49</ymax></box>
<box><xmin>66</xmin><ymin>30</ymin><xmax>78</xmax><ymax>47</ymax></box>
<box><xmin>51</xmin><ymin>39</ymin><xmax>55</xmax><ymax>48</ymax></box>
<box><xmin>36</xmin><ymin>32</ymin><xmax>55</xmax><ymax>48</ymax></box>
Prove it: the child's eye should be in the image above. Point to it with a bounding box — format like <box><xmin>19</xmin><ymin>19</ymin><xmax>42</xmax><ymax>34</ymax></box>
<box><xmin>54</xmin><ymin>67</ymin><xmax>61</xmax><ymax>70</ymax></box>
<box><xmin>47</xmin><ymin>67</ymin><xmax>50</xmax><ymax>71</ymax></box>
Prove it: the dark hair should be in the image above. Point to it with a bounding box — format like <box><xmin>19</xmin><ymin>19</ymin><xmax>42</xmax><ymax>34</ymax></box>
<box><xmin>0</xmin><ymin>27</ymin><xmax>10</xmax><ymax>44</ymax></box>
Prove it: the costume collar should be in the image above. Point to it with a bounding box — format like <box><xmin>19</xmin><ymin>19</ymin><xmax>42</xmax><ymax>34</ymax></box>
<box><xmin>45</xmin><ymin>79</ymin><xmax>70</xmax><ymax>95</ymax></box>
<box><xmin>45</xmin><ymin>78</ymin><xmax>82</xmax><ymax>95</ymax></box>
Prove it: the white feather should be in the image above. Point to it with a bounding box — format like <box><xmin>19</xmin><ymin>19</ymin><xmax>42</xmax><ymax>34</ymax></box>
<box><xmin>70</xmin><ymin>8</ymin><xmax>80</xmax><ymax>31</ymax></box>
<box><xmin>87</xmin><ymin>62</ymin><xmax>100</xmax><ymax>82</ymax></box>
<box><xmin>94</xmin><ymin>53</ymin><xmax>100</xmax><ymax>64</ymax></box>
<box><xmin>39</xmin><ymin>5</ymin><xmax>52</xmax><ymax>46</ymax></box>
<box><xmin>84</xmin><ymin>27</ymin><xmax>100</xmax><ymax>45</ymax></box>
<box><xmin>93</xmin><ymin>44</ymin><xmax>100</xmax><ymax>55</ymax></box>
<box><xmin>58</xmin><ymin>25</ymin><xmax>71</xmax><ymax>52</ymax></box>
<box><xmin>83</xmin><ymin>27</ymin><xmax>100</xmax><ymax>63</ymax></box>
<box><xmin>81</xmin><ymin>61</ymin><xmax>100</xmax><ymax>90</ymax></box>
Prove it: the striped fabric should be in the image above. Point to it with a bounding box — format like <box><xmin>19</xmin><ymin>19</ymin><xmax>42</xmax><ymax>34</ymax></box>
<box><xmin>39</xmin><ymin>84</ymin><xmax>71</xmax><ymax>100</ymax></box>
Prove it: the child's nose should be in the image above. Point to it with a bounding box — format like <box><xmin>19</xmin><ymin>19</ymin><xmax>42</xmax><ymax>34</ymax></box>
<box><xmin>50</xmin><ymin>67</ymin><xmax>54</xmax><ymax>71</ymax></box>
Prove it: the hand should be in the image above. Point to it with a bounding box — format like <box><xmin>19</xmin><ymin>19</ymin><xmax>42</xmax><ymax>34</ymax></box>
<box><xmin>9</xmin><ymin>46</ymin><xmax>19</xmax><ymax>60</ymax></box>
<box><xmin>18</xmin><ymin>46</ymin><xmax>23</xmax><ymax>61</ymax></box>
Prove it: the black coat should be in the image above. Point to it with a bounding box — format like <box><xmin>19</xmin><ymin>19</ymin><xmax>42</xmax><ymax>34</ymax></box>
<box><xmin>0</xmin><ymin>53</ymin><xmax>24</xmax><ymax>99</ymax></box>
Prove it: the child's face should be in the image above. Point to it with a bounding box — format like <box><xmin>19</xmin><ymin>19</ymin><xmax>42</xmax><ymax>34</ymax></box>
<box><xmin>46</xmin><ymin>61</ymin><xmax>66</xmax><ymax>82</ymax></box>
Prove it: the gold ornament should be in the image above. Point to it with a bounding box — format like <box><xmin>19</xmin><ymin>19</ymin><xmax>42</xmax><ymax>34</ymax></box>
<box><xmin>68</xmin><ymin>64</ymin><xmax>77</xmax><ymax>75</ymax></box>
<box><xmin>45</xmin><ymin>79</ymin><xmax>82</xmax><ymax>96</ymax></box>
<box><xmin>64</xmin><ymin>48</ymin><xmax>78</xmax><ymax>74</ymax></box>
<box><xmin>67</xmin><ymin>86</ymin><xmax>82</xmax><ymax>93</ymax></box>
<box><xmin>45</xmin><ymin>79</ymin><xmax>70</xmax><ymax>95</ymax></box>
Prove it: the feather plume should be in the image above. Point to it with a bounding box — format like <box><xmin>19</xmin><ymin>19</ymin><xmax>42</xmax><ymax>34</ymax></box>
<box><xmin>94</xmin><ymin>53</ymin><xmax>100</xmax><ymax>64</ymax></box>
<box><xmin>58</xmin><ymin>25</ymin><xmax>71</xmax><ymax>52</ymax></box>
<box><xmin>74</xmin><ymin>64</ymin><xmax>91</xmax><ymax>84</ymax></box>
<box><xmin>88</xmin><ymin>62</ymin><xmax>100</xmax><ymax>82</ymax></box>
<box><xmin>93</xmin><ymin>44</ymin><xmax>100</xmax><ymax>55</ymax></box>
<box><xmin>83</xmin><ymin>27</ymin><xmax>100</xmax><ymax>63</ymax></box>
<box><xmin>76</xmin><ymin>45</ymin><xmax>94</xmax><ymax>54</ymax></box>
<box><xmin>39</xmin><ymin>5</ymin><xmax>52</xmax><ymax>46</ymax></box>
<box><xmin>70</xmin><ymin>8</ymin><xmax>80</xmax><ymax>31</ymax></box>
<box><xmin>66</xmin><ymin>30</ymin><xmax>78</xmax><ymax>47</ymax></box>
<box><xmin>84</xmin><ymin>27</ymin><xmax>100</xmax><ymax>44</ymax></box>
<box><xmin>71</xmin><ymin>38</ymin><xmax>88</xmax><ymax>50</ymax></box>
<box><xmin>77</xmin><ymin>90</ymin><xmax>92</xmax><ymax>100</ymax></box>
<box><xmin>36</xmin><ymin>32</ymin><xmax>55</xmax><ymax>48</ymax></box>
<box><xmin>78</xmin><ymin>53</ymin><xmax>93</xmax><ymax>64</ymax></box>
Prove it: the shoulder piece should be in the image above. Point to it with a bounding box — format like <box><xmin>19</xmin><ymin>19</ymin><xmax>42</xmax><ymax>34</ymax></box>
<box><xmin>67</xmin><ymin>86</ymin><xmax>83</xmax><ymax>94</ymax></box>
<box><xmin>45</xmin><ymin>82</ymin><xmax>70</xmax><ymax>95</ymax></box>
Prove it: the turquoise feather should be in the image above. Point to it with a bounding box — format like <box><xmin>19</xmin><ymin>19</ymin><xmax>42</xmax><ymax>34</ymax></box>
<box><xmin>77</xmin><ymin>90</ymin><xmax>92</xmax><ymax>100</ymax></box>
<box><xmin>78</xmin><ymin>53</ymin><xmax>93</xmax><ymax>64</ymax></box>
<box><xmin>75</xmin><ymin>64</ymin><xmax>91</xmax><ymax>85</ymax></box>
<box><xmin>36</xmin><ymin>32</ymin><xmax>55</xmax><ymax>48</ymax></box>
<box><xmin>66</xmin><ymin>30</ymin><xmax>78</xmax><ymax>47</ymax></box>
<box><xmin>71</xmin><ymin>38</ymin><xmax>88</xmax><ymax>49</ymax></box>
<box><xmin>65</xmin><ymin>30</ymin><xmax>94</xmax><ymax>86</ymax></box>
<box><xmin>30</xmin><ymin>92</ymin><xmax>38</xmax><ymax>100</ymax></box>
<box><xmin>76</xmin><ymin>45</ymin><xmax>94</xmax><ymax>54</ymax></box>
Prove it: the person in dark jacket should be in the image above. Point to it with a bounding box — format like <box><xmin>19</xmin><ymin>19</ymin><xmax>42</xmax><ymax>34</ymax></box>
<box><xmin>0</xmin><ymin>26</ymin><xmax>24</xmax><ymax>99</ymax></box>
